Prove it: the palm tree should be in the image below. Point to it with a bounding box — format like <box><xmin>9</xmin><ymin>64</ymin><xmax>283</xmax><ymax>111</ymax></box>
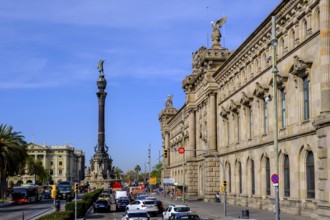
<box><xmin>134</xmin><ymin>165</ymin><xmax>141</xmax><ymax>182</ymax></box>
<box><xmin>0</xmin><ymin>124</ymin><xmax>27</xmax><ymax>192</ymax></box>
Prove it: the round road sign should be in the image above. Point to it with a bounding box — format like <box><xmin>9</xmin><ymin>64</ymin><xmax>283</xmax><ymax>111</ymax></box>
<box><xmin>271</xmin><ymin>174</ymin><xmax>279</xmax><ymax>184</ymax></box>
<box><xmin>178</xmin><ymin>146</ymin><xmax>185</xmax><ymax>154</ymax></box>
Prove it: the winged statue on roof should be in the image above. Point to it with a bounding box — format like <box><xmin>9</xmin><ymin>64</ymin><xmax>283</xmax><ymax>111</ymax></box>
<box><xmin>211</xmin><ymin>16</ymin><xmax>227</xmax><ymax>48</ymax></box>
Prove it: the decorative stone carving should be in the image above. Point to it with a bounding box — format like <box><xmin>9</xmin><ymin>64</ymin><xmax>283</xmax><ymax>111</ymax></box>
<box><xmin>220</xmin><ymin>106</ymin><xmax>230</xmax><ymax>119</ymax></box>
<box><xmin>289</xmin><ymin>55</ymin><xmax>312</xmax><ymax>88</ymax></box>
<box><xmin>229</xmin><ymin>99</ymin><xmax>240</xmax><ymax>113</ymax></box>
<box><xmin>253</xmin><ymin>82</ymin><xmax>267</xmax><ymax>99</ymax></box>
<box><xmin>240</xmin><ymin>92</ymin><xmax>253</xmax><ymax>107</ymax></box>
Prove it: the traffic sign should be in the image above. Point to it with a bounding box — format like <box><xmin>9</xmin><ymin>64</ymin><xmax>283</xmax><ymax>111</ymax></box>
<box><xmin>271</xmin><ymin>174</ymin><xmax>279</xmax><ymax>184</ymax></box>
<box><xmin>178</xmin><ymin>146</ymin><xmax>185</xmax><ymax>154</ymax></box>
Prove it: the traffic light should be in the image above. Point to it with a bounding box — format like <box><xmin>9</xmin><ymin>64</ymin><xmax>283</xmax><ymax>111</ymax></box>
<box><xmin>75</xmin><ymin>183</ymin><xmax>79</xmax><ymax>193</ymax></box>
<box><xmin>164</xmin><ymin>149</ymin><xmax>168</xmax><ymax>158</ymax></box>
<box><xmin>223</xmin><ymin>180</ymin><xmax>227</xmax><ymax>187</ymax></box>
<box><xmin>51</xmin><ymin>184</ymin><xmax>57</xmax><ymax>199</ymax></box>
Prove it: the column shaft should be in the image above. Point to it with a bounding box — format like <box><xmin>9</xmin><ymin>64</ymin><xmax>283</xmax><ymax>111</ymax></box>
<box><xmin>320</xmin><ymin>0</ymin><xmax>330</xmax><ymax>113</ymax></box>
<box><xmin>208</xmin><ymin>93</ymin><xmax>217</xmax><ymax>150</ymax></box>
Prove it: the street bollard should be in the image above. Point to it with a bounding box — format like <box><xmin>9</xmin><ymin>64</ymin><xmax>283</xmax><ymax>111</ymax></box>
<box><xmin>22</xmin><ymin>212</ymin><xmax>24</xmax><ymax>220</ymax></box>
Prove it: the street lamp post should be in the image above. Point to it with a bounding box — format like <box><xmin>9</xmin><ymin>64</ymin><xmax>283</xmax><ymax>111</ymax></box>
<box><xmin>271</xmin><ymin>16</ymin><xmax>280</xmax><ymax>220</ymax></box>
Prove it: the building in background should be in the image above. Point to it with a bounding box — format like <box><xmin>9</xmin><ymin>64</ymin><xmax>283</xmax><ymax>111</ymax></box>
<box><xmin>159</xmin><ymin>0</ymin><xmax>330</xmax><ymax>219</ymax></box>
<box><xmin>9</xmin><ymin>143</ymin><xmax>85</xmax><ymax>185</ymax></box>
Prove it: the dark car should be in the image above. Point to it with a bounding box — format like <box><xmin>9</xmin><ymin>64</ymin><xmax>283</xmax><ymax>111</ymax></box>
<box><xmin>169</xmin><ymin>213</ymin><xmax>200</xmax><ymax>220</ymax></box>
<box><xmin>116</xmin><ymin>197</ymin><xmax>130</xmax><ymax>211</ymax></box>
<box><xmin>94</xmin><ymin>199</ymin><xmax>111</xmax><ymax>213</ymax></box>
<box><xmin>44</xmin><ymin>190</ymin><xmax>51</xmax><ymax>199</ymax></box>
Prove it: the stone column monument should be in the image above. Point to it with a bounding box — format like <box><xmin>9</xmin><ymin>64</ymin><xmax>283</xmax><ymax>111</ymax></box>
<box><xmin>86</xmin><ymin>60</ymin><xmax>114</xmax><ymax>188</ymax></box>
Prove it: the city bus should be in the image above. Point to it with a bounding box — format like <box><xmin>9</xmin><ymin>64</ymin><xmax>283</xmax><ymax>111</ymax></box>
<box><xmin>11</xmin><ymin>184</ymin><xmax>44</xmax><ymax>204</ymax></box>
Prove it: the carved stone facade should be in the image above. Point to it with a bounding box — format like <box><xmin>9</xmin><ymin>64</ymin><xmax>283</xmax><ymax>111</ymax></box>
<box><xmin>159</xmin><ymin>0</ymin><xmax>330</xmax><ymax>219</ymax></box>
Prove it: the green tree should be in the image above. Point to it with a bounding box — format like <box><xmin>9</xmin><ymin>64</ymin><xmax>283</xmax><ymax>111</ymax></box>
<box><xmin>26</xmin><ymin>157</ymin><xmax>49</xmax><ymax>185</ymax></box>
<box><xmin>0</xmin><ymin>124</ymin><xmax>27</xmax><ymax>191</ymax></box>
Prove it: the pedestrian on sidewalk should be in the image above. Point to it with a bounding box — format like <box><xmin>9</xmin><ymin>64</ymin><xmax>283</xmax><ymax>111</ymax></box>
<box><xmin>215</xmin><ymin>192</ymin><xmax>221</xmax><ymax>203</ymax></box>
<box><xmin>170</xmin><ymin>190</ymin><xmax>174</xmax><ymax>201</ymax></box>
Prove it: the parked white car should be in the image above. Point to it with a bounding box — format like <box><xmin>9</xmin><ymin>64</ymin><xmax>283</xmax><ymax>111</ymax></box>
<box><xmin>126</xmin><ymin>199</ymin><xmax>158</xmax><ymax>216</ymax></box>
<box><xmin>163</xmin><ymin>204</ymin><xmax>191</xmax><ymax>220</ymax></box>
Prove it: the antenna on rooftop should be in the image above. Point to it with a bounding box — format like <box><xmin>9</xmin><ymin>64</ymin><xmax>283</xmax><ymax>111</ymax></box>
<box><xmin>206</xmin><ymin>5</ymin><xmax>209</xmax><ymax>47</ymax></box>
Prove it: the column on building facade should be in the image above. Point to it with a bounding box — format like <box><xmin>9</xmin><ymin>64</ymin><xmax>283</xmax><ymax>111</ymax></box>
<box><xmin>187</xmin><ymin>109</ymin><xmax>195</xmax><ymax>158</ymax></box>
<box><xmin>43</xmin><ymin>152</ymin><xmax>46</xmax><ymax>170</ymax></box>
<box><xmin>208</xmin><ymin>93</ymin><xmax>217</xmax><ymax>151</ymax></box>
<box><xmin>320</xmin><ymin>0</ymin><xmax>330</xmax><ymax>113</ymax></box>
<box><xmin>165</xmin><ymin>131</ymin><xmax>170</xmax><ymax>166</ymax></box>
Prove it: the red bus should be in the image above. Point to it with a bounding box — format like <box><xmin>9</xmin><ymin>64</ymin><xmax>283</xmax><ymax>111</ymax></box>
<box><xmin>11</xmin><ymin>185</ymin><xmax>44</xmax><ymax>204</ymax></box>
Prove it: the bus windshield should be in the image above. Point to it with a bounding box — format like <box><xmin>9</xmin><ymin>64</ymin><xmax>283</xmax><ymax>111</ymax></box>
<box><xmin>58</xmin><ymin>185</ymin><xmax>71</xmax><ymax>191</ymax></box>
<box><xmin>12</xmin><ymin>189</ymin><xmax>27</xmax><ymax>199</ymax></box>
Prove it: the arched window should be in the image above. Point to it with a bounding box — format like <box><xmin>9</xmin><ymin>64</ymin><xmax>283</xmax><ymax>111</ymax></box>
<box><xmin>302</xmin><ymin>19</ymin><xmax>308</xmax><ymax>39</ymax></box>
<box><xmin>314</xmin><ymin>7</ymin><xmax>320</xmax><ymax>31</ymax></box>
<box><xmin>306</xmin><ymin>151</ymin><xmax>315</xmax><ymax>198</ymax></box>
<box><xmin>290</xmin><ymin>29</ymin><xmax>296</xmax><ymax>50</ymax></box>
<box><xmin>229</xmin><ymin>165</ymin><xmax>232</xmax><ymax>193</ymax></box>
<box><xmin>251</xmin><ymin>160</ymin><xmax>255</xmax><ymax>195</ymax></box>
<box><xmin>280</xmin><ymin>38</ymin><xmax>285</xmax><ymax>56</ymax></box>
<box><xmin>239</xmin><ymin>162</ymin><xmax>242</xmax><ymax>194</ymax></box>
<box><xmin>284</xmin><ymin>155</ymin><xmax>290</xmax><ymax>197</ymax></box>
<box><xmin>266</xmin><ymin>158</ymin><xmax>271</xmax><ymax>195</ymax></box>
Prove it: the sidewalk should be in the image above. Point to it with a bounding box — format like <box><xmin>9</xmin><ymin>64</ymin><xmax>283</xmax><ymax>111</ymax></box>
<box><xmin>154</xmin><ymin>194</ymin><xmax>311</xmax><ymax>220</ymax></box>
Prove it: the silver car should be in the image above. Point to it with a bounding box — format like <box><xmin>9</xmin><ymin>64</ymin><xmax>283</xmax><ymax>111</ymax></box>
<box><xmin>126</xmin><ymin>199</ymin><xmax>158</xmax><ymax>216</ymax></box>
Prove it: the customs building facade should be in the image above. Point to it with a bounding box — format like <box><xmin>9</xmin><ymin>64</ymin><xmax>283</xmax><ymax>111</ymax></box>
<box><xmin>159</xmin><ymin>0</ymin><xmax>330</xmax><ymax>219</ymax></box>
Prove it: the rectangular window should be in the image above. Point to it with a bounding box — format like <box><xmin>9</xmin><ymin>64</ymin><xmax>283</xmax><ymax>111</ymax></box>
<box><xmin>59</xmin><ymin>169</ymin><xmax>62</xmax><ymax>175</ymax></box>
<box><xmin>227</xmin><ymin>120</ymin><xmax>230</xmax><ymax>146</ymax></box>
<box><xmin>303</xmin><ymin>77</ymin><xmax>310</xmax><ymax>120</ymax></box>
<box><xmin>249</xmin><ymin>108</ymin><xmax>252</xmax><ymax>139</ymax></box>
<box><xmin>59</xmin><ymin>161</ymin><xmax>63</xmax><ymax>166</ymax></box>
<box><xmin>237</xmin><ymin>114</ymin><xmax>240</xmax><ymax>143</ymax></box>
<box><xmin>281</xmin><ymin>89</ymin><xmax>286</xmax><ymax>128</ymax></box>
<box><xmin>264</xmin><ymin>101</ymin><xmax>268</xmax><ymax>134</ymax></box>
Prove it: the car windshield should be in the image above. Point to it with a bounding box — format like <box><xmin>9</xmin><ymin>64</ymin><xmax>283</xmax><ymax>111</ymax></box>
<box><xmin>174</xmin><ymin>207</ymin><xmax>190</xmax><ymax>212</ymax></box>
<box><xmin>59</xmin><ymin>185</ymin><xmax>71</xmax><ymax>191</ymax></box>
<box><xmin>143</xmin><ymin>201</ymin><xmax>156</xmax><ymax>205</ymax></box>
<box><xmin>128</xmin><ymin>213</ymin><xmax>149</xmax><ymax>218</ymax></box>
<box><xmin>97</xmin><ymin>200</ymin><xmax>108</xmax><ymax>205</ymax></box>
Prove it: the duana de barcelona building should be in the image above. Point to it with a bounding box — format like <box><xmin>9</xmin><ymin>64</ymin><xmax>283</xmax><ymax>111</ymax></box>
<box><xmin>159</xmin><ymin>0</ymin><xmax>330</xmax><ymax>219</ymax></box>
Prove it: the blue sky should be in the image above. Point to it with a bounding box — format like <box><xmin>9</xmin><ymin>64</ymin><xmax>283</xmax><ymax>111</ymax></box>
<box><xmin>0</xmin><ymin>0</ymin><xmax>281</xmax><ymax>173</ymax></box>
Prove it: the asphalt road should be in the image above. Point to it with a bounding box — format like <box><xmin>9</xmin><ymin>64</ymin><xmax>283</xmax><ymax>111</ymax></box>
<box><xmin>0</xmin><ymin>199</ymin><xmax>57</xmax><ymax>220</ymax></box>
<box><xmin>86</xmin><ymin>209</ymin><xmax>214</xmax><ymax>220</ymax></box>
